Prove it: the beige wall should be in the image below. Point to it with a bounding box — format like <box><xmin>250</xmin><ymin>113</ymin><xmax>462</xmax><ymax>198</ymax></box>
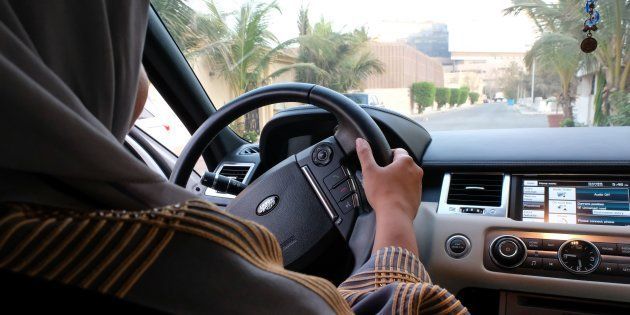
<box><xmin>364</xmin><ymin>42</ymin><xmax>445</xmax><ymax>89</ymax></box>
<box><xmin>363</xmin><ymin>88</ymin><xmax>413</xmax><ymax>114</ymax></box>
<box><xmin>359</xmin><ymin>42</ymin><xmax>445</xmax><ymax>116</ymax></box>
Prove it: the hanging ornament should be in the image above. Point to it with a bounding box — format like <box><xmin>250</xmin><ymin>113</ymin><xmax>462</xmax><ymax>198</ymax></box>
<box><xmin>581</xmin><ymin>0</ymin><xmax>599</xmax><ymax>53</ymax></box>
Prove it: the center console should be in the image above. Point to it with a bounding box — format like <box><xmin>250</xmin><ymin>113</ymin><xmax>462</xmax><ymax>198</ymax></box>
<box><xmin>484</xmin><ymin>231</ymin><xmax>630</xmax><ymax>284</ymax></box>
<box><xmin>483</xmin><ymin>175</ymin><xmax>630</xmax><ymax>283</ymax></box>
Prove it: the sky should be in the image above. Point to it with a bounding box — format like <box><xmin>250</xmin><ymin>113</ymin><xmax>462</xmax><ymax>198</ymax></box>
<box><xmin>188</xmin><ymin>0</ymin><xmax>537</xmax><ymax>53</ymax></box>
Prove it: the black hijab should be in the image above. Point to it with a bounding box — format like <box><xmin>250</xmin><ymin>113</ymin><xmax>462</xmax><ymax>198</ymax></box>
<box><xmin>0</xmin><ymin>0</ymin><xmax>195</xmax><ymax>210</ymax></box>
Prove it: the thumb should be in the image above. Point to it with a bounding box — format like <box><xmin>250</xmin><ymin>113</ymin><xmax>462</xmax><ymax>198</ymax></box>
<box><xmin>356</xmin><ymin>138</ymin><xmax>377</xmax><ymax>171</ymax></box>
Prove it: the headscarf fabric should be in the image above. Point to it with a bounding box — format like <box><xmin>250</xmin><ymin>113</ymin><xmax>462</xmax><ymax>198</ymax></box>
<box><xmin>0</xmin><ymin>0</ymin><xmax>195</xmax><ymax>210</ymax></box>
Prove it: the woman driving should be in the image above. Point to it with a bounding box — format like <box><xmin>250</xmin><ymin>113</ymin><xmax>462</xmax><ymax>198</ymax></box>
<box><xmin>0</xmin><ymin>1</ymin><xmax>466</xmax><ymax>314</ymax></box>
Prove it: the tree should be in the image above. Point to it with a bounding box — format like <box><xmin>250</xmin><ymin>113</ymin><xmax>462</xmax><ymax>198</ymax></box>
<box><xmin>155</xmin><ymin>0</ymin><xmax>319</xmax><ymax>134</ymax></box>
<box><xmin>458</xmin><ymin>87</ymin><xmax>470</xmax><ymax>105</ymax></box>
<box><xmin>469</xmin><ymin>92</ymin><xmax>480</xmax><ymax>104</ymax></box>
<box><xmin>295</xmin><ymin>8</ymin><xmax>384</xmax><ymax>92</ymax></box>
<box><xmin>412</xmin><ymin>82</ymin><xmax>436</xmax><ymax>112</ymax></box>
<box><xmin>499</xmin><ymin>61</ymin><xmax>527</xmax><ymax>100</ymax></box>
<box><xmin>608</xmin><ymin>92</ymin><xmax>630</xmax><ymax>125</ymax></box>
<box><xmin>449</xmin><ymin>88</ymin><xmax>460</xmax><ymax>106</ymax></box>
<box><xmin>151</xmin><ymin>0</ymin><xmax>222</xmax><ymax>57</ymax></box>
<box><xmin>435</xmin><ymin>88</ymin><xmax>450</xmax><ymax>108</ymax></box>
<box><xmin>505</xmin><ymin>0</ymin><xmax>629</xmax><ymax>123</ymax></box>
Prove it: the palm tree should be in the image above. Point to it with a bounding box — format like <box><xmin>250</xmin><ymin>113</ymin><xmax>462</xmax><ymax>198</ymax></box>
<box><xmin>151</xmin><ymin>0</ymin><xmax>225</xmax><ymax>57</ymax></box>
<box><xmin>526</xmin><ymin>33</ymin><xmax>582</xmax><ymax>118</ymax></box>
<box><xmin>295</xmin><ymin>8</ymin><xmax>384</xmax><ymax>92</ymax></box>
<box><xmin>505</xmin><ymin>0</ymin><xmax>629</xmax><ymax>122</ymax></box>
<box><xmin>153</xmin><ymin>0</ymin><xmax>317</xmax><ymax>134</ymax></box>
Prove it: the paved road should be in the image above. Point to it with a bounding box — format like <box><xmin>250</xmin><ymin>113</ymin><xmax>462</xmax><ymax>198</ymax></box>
<box><xmin>413</xmin><ymin>102</ymin><xmax>549</xmax><ymax>132</ymax></box>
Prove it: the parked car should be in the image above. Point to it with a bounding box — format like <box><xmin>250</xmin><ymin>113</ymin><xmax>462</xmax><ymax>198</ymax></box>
<box><xmin>343</xmin><ymin>92</ymin><xmax>384</xmax><ymax>107</ymax></box>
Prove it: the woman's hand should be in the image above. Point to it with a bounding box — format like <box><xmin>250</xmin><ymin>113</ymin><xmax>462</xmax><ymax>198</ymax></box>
<box><xmin>356</xmin><ymin>138</ymin><xmax>423</xmax><ymax>255</ymax></box>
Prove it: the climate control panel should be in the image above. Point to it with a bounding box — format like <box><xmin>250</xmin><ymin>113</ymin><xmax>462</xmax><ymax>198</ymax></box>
<box><xmin>485</xmin><ymin>231</ymin><xmax>630</xmax><ymax>284</ymax></box>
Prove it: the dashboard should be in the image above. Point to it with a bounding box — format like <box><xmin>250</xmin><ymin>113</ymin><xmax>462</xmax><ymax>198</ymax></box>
<box><xmin>197</xmin><ymin>105</ymin><xmax>630</xmax><ymax>312</ymax></box>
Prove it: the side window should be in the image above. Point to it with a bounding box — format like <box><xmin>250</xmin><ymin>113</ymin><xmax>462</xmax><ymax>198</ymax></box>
<box><xmin>136</xmin><ymin>84</ymin><xmax>207</xmax><ymax>174</ymax></box>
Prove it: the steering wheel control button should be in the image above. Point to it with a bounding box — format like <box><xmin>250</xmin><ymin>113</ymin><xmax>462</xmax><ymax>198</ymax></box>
<box><xmin>324</xmin><ymin>167</ymin><xmax>348</xmax><ymax>189</ymax></box>
<box><xmin>256</xmin><ymin>195</ymin><xmax>279</xmax><ymax>216</ymax></box>
<box><xmin>490</xmin><ymin>236</ymin><xmax>527</xmax><ymax>268</ymax></box>
<box><xmin>338</xmin><ymin>194</ymin><xmax>357</xmax><ymax>214</ymax></box>
<box><xmin>498</xmin><ymin>240</ymin><xmax>518</xmax><ymax>258</ymax></box>
<box><xmin>445</xmin><ymin>235</ymin><xmax>471</xmax><ymax>258</ymax></box>
<box><xmin>524</xmin><ymin>257</ymin><xmax>542</xmax><ymax>269</ymax></box>
<box><xmin>330</xmin><ymin>180</ymin><xmax>353</xmax><ymax>201</ymax></box>
<box><xmin>523</xmin><ymin>238</ymin><xmax>542</xmax><ymax>250</ymax></box>
<box><xmin>312</xmin><ymin>144</ymin><xmax>333</xmax><ymax>166</ymax></box>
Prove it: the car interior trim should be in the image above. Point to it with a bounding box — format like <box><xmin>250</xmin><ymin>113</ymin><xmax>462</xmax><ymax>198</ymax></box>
<box><xmin>301</xmin><ymin>165</ymin><xmax>338</xmax><ymax>221</ymax></box>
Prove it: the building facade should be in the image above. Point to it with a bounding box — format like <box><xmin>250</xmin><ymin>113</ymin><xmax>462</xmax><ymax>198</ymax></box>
<box><xmin>407</xmin><ymin>23</ymin><xmax>451</xmax><ymax>64</ymax></box>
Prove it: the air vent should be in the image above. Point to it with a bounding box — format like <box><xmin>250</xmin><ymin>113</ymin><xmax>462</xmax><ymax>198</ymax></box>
<box><xmin>219</xmin><ymin>164</ymin><xmax>252</xmax><ymax>183</ymax></box>
<box><xmin>238</xmin><ymin>145</ymin><xmax>260</xmax><ymax>155</ymax></box>
<box><xmin>446</xmin><ymin>174</ymin><xmax>504</xmax><ymax>207</ymax></box>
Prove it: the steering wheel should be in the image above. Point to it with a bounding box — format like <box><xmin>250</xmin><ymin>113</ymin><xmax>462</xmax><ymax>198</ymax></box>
<box><xmin>170</xmin><ymin>83</ymin><xmax>392</xmax><ymax>268</ymax></box>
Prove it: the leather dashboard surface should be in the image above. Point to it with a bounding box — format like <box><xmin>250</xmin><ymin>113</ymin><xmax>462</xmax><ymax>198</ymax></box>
<box><xmin>422</xmin><ymin>127</ymin><xmax>630</xmax><ymax>166</ymax></box>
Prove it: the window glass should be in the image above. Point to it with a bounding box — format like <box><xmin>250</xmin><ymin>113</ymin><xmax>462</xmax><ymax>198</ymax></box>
<box><xmin>152</xmin><ymin>0</ymin><xmax>629</xmax><ymax>138</ymax></box>
<box><xmin>136</xmin><ymin>84</ymin><xmax>207</xmax><ymax>174</ymax></box>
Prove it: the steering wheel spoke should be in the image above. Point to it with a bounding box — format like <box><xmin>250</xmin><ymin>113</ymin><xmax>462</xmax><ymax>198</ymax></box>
<box><xmin>296</xmin><ymin>136</ymin><xmax>362</xmax><ymax>238</ymax></box>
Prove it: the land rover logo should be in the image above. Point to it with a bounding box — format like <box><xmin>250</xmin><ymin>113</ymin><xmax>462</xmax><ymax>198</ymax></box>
<box><xmin>256</xmin><ymin>195</ymin><xmax>279</xmax><ymax>215</ymax></box>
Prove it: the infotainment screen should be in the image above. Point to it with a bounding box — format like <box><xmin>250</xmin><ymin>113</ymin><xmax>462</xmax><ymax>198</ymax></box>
<box><xmin>521</xmin><ymin>179</ymin><xmax>630</xmax><ymax>226</ymax></box>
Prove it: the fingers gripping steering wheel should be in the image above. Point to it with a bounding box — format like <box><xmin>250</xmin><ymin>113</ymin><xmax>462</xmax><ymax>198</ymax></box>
<box><xmin>170</xmin><ymin>83</ymin><xmax>392</xmax><ymax>268</ymax></box>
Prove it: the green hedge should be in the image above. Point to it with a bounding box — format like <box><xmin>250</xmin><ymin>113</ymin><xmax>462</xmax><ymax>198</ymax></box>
<box><xmin>435</xmin><ymin>88</ymin><xmax>450</xmax><ymax>108</ymax></box>
<box><xmin>411</xmin><ymin>82</ymin><xmax>436</xmax><ymax>112</ymax></box>
<box><xmin>469</xmin><ymin>92</ymin><xmax>480</xmax><ymax>104</ymax></box>
<box><xmin>449</xmin><ymin>88</ymin><xmax>460</xmax><ymax>105</ymax></box>
<box><xmin>458</xmin><ymin>87</ymin><xmax>470</xmax><ymax>105</ymax></box>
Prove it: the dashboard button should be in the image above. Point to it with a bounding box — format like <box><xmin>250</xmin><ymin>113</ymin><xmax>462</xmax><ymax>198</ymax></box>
<box><xmin>498</xmin><ymin>240</ymin><xmax>518</xmax><ymax>258</ymax></box>
<box><xmin>449</xmin><ymin>239</ymin><xmax>467</xmax><ymax>254</ymax></box>
<box><xmin>324</xmin><ymin>167</ymin><xmax>347</xmax><ymax>189</ymax></box>
<box><xmin>338</xmin><ymin>194</ymin><xmax>357</xmax><ymax>214</ymax></box>
<box><xmin>523</xmin><ymin>238</ymin><xmax>542</xmax><ymax>250</ymax></box>
<box><xmin>523</xmin><ymin>257</ymin><xmax>542</xmax><ymax>269</ymax></box>
<box><xmin>446</xmin><ymin>235</ymin><xmax>471</xmax><ymax>258</ymax></box>
<box><xmin>620</xmin><ymin>244</ymin><xmax>630</xmax><ymax>256</ymax></box>
<box><xmin>619</xmin><ymin>264</ymin><xmax>630</xmax><ymax>275</ymax></box>
<box><xmin>542</xmin><ymin>239</ymin><xmax>563</xmax><ymax>251</ymax></box>
<box><xmin>542</xmin><ymin>258</ymin><xmax>562</xmax><ymax>270</ymax></box>
<box><xmin>490</xmin><ymin>236</ymin><xmax>527</xmax><ymax>268</ymax></box>
<box><xmin>330</xmin><ymin>180</ymin><xmax>353</xmax><ymax>201</ymax></box>
<box><xmin>597</xmin><ymin>262</ymin><xmax>618</xmax><ymax>275</ymax></box>
<box><xmin>595</xmin><ymin>242</ymin><xmax>619</xmax><ymax>255</ymax></box>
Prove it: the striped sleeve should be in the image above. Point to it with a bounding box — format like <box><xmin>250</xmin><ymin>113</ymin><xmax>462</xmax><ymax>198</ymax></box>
<box><xmin>338</xmin><ymin>246</ymin><xmax>468</xmax><ymax>315</ymax></box>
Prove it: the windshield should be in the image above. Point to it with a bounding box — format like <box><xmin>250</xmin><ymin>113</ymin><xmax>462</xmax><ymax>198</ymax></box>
<box><xmin>152</xmin><ymin>0</ymin><xmax>629</xmax><ymax>141</ymax></box>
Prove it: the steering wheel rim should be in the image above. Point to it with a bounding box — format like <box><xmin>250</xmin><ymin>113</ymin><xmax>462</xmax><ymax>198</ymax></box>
<box><xmin>170</xmin><ymin>83</ymin><xmax>392</xmax><ymax>268</ymax></box>
<box><xmin>170</xmin><ymin>83</ymin><xmax>391</xmax><ymax>186</ymax></box>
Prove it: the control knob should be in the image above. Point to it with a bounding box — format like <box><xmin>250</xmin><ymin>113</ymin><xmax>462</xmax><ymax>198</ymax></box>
<box><xmin>490</xmin><ymin>235</ymin><xmax>527</xmax><ymax>268</ymax></box>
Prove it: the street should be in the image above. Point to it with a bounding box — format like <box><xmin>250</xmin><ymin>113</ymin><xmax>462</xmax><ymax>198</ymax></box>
<box><xmin>414</xmin><ymin>102</ymin><xmax>549</xmax><ymax>132</ymax></box>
